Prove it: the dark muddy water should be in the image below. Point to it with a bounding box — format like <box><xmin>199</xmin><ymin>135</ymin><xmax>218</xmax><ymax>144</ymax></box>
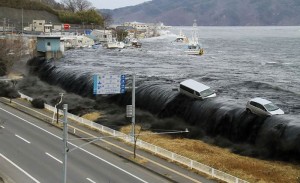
<box><xmin>26</xmin><ymin>26</ymin><xmax>300</xmax><ymax>160</ymax></box>
<box><xmin>60</xmin><ymin>26</ymin><xmax>300</xmax><ymax>114</ymax></box>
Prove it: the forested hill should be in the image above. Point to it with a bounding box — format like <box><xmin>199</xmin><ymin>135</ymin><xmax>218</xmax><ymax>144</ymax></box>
<box><xmin>102</xmin><ymin>0</ymin><xmax>300</xmax><ymax>26</ymax></box>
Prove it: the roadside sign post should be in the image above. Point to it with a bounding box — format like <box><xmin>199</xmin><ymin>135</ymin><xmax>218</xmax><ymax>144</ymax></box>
<box><xmin>131</xmin><ymin>74</ymin><xmax>136</xmax><ymax>142</ymax></box>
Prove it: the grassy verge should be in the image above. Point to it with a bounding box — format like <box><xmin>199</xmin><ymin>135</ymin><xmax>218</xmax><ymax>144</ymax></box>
<box><xmin>120</xmin><ymin>125</ymin><xmax>300</xmax><ymax>183</ymax></box>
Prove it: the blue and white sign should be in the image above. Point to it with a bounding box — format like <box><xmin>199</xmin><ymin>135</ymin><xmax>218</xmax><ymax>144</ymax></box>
<box><xmin>93</xmin><ymin>74</ymin><xmax>126</xmax><ymax>95</ymax></box>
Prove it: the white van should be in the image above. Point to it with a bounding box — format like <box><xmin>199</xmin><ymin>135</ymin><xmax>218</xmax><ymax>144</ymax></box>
<box><xmin>246</xmin><ymin>97</ymin><xmax>284</xmax><ymax>116</ymax></box>
<box><xmin>179</xmin><ymin>79</ymin><xmax>216</xmax><ymax>99</ymax></box>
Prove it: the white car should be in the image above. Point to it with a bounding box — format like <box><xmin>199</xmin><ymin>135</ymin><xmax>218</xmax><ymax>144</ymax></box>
<box><xmin>179</xmin><ymin>79</ymin><xmax>216</xmax><ymax>100</ymax></box>
<box><xmin>246</xmin><ymin>97</ymin><xmax>284</xmax><ymax>116</ymax></box>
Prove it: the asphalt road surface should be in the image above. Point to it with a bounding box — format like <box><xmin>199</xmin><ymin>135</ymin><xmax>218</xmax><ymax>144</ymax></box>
<box><xmin>0</xmin><ymin>102</ymin><xmax>173</xmax><ymax>183</ymax></box>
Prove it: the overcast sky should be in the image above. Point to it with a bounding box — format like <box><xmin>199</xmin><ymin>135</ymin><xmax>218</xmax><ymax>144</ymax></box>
<box><xmin>87</xmin><ymin>0</ymin><xmax>150</xmax><ymax>9</ymax></box>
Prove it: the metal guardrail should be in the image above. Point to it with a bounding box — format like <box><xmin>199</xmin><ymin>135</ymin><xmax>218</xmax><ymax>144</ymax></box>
<box><xmin>20</xmin><ymin>93</ymin><xmax>248</xmax><ymax>183</ymax></box>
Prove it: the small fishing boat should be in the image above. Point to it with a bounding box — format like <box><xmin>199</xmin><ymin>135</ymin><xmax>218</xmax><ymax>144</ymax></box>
<box><xmin>106</xmin><ymin>38</ymin><xmax>125</xmax><ymax>49</ymax></box>
<box><xmin>92</xmin><ymin>43</ymin><xmax>101</xmax><ymax>49</ymax></box>
<box><xmin>175</xmin><ymin>30</ymin><xmax>188</xmax><ymax>43</ymax></box>
<box><xmin>184</xmin><ymin>20</ymin><xmax>204</xmax><ymax>56</ymax></box>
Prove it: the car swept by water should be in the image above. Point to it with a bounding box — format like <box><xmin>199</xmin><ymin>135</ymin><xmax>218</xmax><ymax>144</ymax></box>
<box><xmin>179</xmin><ymin>79</ymin><xmax>216</xmax><ymax>99</ymax></box>
<box><xmin>246</xmin><ymin>97</ymin><xmax>284</xmax><ymax>116</ymax></box>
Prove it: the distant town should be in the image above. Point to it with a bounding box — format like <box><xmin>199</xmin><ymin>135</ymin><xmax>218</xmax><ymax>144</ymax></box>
<box><xmin>0</xmin><ymin>18</ymin><xmax>171</xmax><ymax>60</ymax></box>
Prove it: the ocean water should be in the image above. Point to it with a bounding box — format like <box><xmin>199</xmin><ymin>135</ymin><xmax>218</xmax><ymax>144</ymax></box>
<box><xmin>60</xmin><ymin>26</ymin><xmax>300</xmax><ymax>114</ymax></box>
<box><xmin>28</xmin><ymin>26</ymin><xmax>300</xmax><ymax>159</ymax></box>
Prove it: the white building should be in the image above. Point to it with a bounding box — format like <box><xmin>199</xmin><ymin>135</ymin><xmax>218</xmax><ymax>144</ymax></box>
<box><xmin>91</xmin><ymin>29</ymin><xmax>113</xmax><ymax>43</ymax></box>
<box><xmin>123</xmin><ymin>21</ymin><xmax>149</xmax><ymax>31</ymax></box>
<box><xmin>44</xmin><ymin>23</ymin><xmax>52</xmax><ymax>33</ymax></box>
<box><xmin>61</xmin><ymin>35</ymin><xmax>94</xmax><ymax>49</ymax></box>
<box><xmin>32</xmin><ymin>20</ymin><xmax>45</xmax><ymax>32</ymax></box>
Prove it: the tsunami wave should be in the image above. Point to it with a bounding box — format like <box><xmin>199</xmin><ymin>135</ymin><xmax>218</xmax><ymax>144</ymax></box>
<box><xmin>27</xmin><ymin>57</ymin><xmax>300</xmax><ymax>161</ymax></box>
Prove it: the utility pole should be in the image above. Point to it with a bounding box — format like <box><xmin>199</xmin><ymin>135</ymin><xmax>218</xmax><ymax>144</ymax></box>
<box><xmin>7</xmin><ymin>19</ymin><xmax>9</xmax><ymax>34</ymax></box>
<box><xmin>62</xmin><ymin>104</ymin><xmax>68</xmax><ymax>183</ymax></box>
<box><xmin>3</xmin><ymin>18</ymin><xmax>6</xmax><ymax>35</ymax></box>
<box><xmin>91</xmin><ymin>23</ymin><xmax>94</xmax><ymax>30</ymax></box>
<box><xmin>21</xmin><ymin>8</ymin><xmax>23</xmax><ymax>35</ymax></box>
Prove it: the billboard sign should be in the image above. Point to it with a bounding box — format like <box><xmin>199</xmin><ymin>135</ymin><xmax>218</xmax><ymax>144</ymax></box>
<box><xmin>93</xmin><ymin>74</ymin><xmax>126</xmax><ymax>95</ymax></box>
<box><xmin>63</xmin><ymin>24</ymin><xmax>70</xmax><ymax>30</ymax></box>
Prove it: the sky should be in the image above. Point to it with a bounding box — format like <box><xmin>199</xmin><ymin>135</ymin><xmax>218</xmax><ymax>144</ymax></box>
<box><xmin>87</xmin><ymin>0</ymin><xmax>150</xmax><ymax>9</ymax></box>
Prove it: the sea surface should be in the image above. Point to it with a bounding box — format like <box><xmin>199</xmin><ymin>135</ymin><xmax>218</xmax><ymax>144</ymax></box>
<box><xmin>27</xmin><ymin>26</ymin><xmax>300</xmax><ymax>159</ymax></box>
<box><xmin>59</xmin><ymin>26</ymin><xmax>300</xmax><ymax>115</ymax></box>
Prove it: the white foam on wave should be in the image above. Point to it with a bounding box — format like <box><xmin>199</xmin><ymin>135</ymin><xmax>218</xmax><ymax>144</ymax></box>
<box><xmin>266</xmin><ymin>62</ymin><xmax>277</xmax><ymax>64</ymax></box>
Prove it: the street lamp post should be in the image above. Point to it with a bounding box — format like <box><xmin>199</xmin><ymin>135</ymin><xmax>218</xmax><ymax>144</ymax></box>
<box><xmin>61</xmin><ymin>105</ymin><xmax>188</xmax><ymax>182</ymax></box>
<box><xmin>62</xmin><ymin>104</ymin><xmax>68</xmax><ymax>183</ymax></box>
<box><xmin>52</xmin><ymin>93</ymin><xmax>64</xmax><ymax>124</ymax></box>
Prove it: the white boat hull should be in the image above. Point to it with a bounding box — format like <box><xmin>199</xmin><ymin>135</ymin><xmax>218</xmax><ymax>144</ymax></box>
<box><xmin>106</xmin><ymin>42</ymin><xmax>125</xmax><ymax>49</ymax></box>
<box><xmin>184</xmin><ymin>48</ymin><xmax>204</xmax><ymax>55</ymax></box>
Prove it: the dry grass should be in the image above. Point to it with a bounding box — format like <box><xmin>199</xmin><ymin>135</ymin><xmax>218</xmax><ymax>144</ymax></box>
<box><xmin>81</xmin><ymin>112</ymin><xmax>101</xmax><ymax>121</ymax></box>
<box><xmin>7</xmin><ymin>72</ymin><xmax>23</xmax><ymax>80</ymax></box>
<box><xmin>121</xmin><ymin>125</ymin><xmax>300</xmax><ymax>183</ymax></box>
<box><xmin>129</xmin><ymin>156</ymin><xmax>148</xmax><ymax>165</ymax></box>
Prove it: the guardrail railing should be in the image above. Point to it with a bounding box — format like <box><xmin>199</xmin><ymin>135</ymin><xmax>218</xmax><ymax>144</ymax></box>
<box><xmin>20</xmin><ymin>93</ymin><xmax>248</xmax><ymax>183</ymax></box>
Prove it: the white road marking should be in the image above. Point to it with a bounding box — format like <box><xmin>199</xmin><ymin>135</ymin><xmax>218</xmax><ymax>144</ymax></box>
<box><xmin>0</xmin><ymin>153</ymin><xmax>40</xmax><ymax>183</ymax></box>
<box><xmin>0</xmin><ymin>107</ymin><xmax>149</xmax><ymax>183</ymax></box>
<box><xmin>2</xmin><ymin>100</ymin><xmax>202</xmax><ymax>183</ymax></box>
<box><xmin>86</xmin><ymin>178</ymin><xmax>97</xmax><ymax>183</ymax></box>
<box><xmin>0</xmin><ymin>125</ymin><xmax>4</xmax><ymax>128</ymax></box>
<box><xmin>45</xmin><ymin>152</ymin><xmax>62</xmax><ymax>164</ymax></box>
<box><xmin>15</xmin><ymin>134</ymin><xmax>31</xmax><ymax>144</ymax></box>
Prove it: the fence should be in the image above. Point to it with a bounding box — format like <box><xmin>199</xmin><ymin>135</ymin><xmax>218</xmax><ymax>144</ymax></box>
<box><xmin>20</xmin><ymin>93</ymin><xmax>248</xmax><ymax>183</ymax></box>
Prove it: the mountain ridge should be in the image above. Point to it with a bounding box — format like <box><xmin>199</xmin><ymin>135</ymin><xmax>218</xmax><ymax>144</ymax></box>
<box><xmin>102</xmin><ymin>0</ymin><xmax>300</xmax><ymax>26</ymax></box>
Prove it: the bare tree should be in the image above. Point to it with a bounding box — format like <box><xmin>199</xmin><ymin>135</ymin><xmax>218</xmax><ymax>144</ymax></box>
<box><xmin>41</xmin><ymin>0</ymin><xmax>56</xmax><ymax>6</ymax></box>
<box><xmin>101</xmin><ymin>12</ymin><xmax>113</xmax><ymax>28</ymax></box>
<box><xmin>0</xmin><ymin>36</ymin><xmax>24</xmax><ymax>76</ymax></box>
<box><xmin>61</xmin><ymin>0</ymin><xmax>93</xmax><ymax>12</ymax></box>
<box><xmin>61</xmin><ymin>0</ymin><xmax>76</xmax><ymax>12</ymax></box>
<box><xmin>75</xmin><ymin>0</ymin><xmax>93</xmax><ymax>11</ymax></box>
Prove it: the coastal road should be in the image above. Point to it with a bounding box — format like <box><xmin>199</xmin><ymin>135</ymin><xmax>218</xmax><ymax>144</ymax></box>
<box><xmin>0</xmin><ymin>102</ymin><xmax>172</xmax><ymax>183</ymax></box>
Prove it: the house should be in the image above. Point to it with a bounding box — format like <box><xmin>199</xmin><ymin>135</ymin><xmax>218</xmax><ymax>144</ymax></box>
<box><xmin>44</xmin><ymin>23</ymin><xmax>52</xmax><ymax>33</ymax></box>
<box><xmin>124</xmin><ymin>22</ymin><xmax>149</xmax><ymax>31</ymax></box>
<box><xmin>32</xmin><ymin>20</ymin><xmax>45</xmax><ymax>32</ymax></box>
<box><xmin>116</xmin><ymin>26</ymin><xmax>136</xmax><ymax>39</ymax></box>
<box><xmin>123</xmin><ymin>21</ymin><xmax>153</xmax><ymax>38</ymax></box>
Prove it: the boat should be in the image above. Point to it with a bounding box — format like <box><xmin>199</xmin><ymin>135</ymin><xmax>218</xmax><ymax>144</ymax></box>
<box><xmin>175</xmin><ymin>30</ymin><xmax>188</xmax><ymax>43</ymax></box>
<box><xmin>131</xmin><ymin>39</ymin><xmax>142</xmax><ymax>48</ymax></box>
<box><xmin>92</xmin><ymin>43</ymin><xmax>101</xmax><ymax>49</ymax></box>
<box><xmin>184</xmin><ymin>20</ymin><xmax>204</xmax><ymax>56</ymax></box>
<box><xmin>185</xmin><ymin>45</ymin><xmax>204</xmax><ymax>55</ymax></box>
<box><xmin>105</xmin><ymin>38</ymin><xmax>125</xmax><ymax>49</ymax></box>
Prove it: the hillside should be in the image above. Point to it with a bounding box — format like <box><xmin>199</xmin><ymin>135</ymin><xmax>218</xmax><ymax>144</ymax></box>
<box><xmin>104</xmin><ymin>0</ymin><xmax>300</xmax><ymax>26</ymax></box>
<box><xmin>0</xmin><ymin>7</ymin><xmax>60</xmax><ymax>30</ymax></box>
